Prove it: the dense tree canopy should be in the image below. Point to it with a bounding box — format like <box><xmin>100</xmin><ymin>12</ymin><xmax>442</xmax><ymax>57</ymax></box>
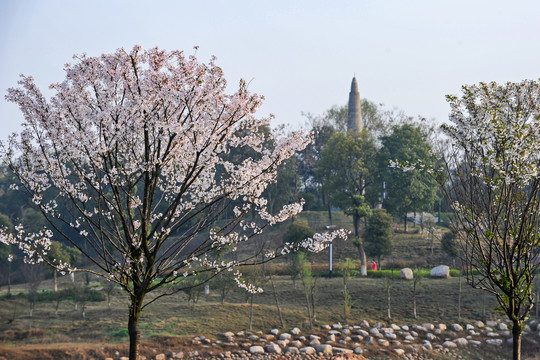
<box><xmin>378</xmin><ymin>124</ymin><xmax>438</xmax><ymax>231</ymax></box>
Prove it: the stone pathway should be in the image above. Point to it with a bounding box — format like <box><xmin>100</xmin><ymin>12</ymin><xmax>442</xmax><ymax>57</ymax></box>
<box><xmin>107</xmin><ymin>318</ymin><xmax>540</xmax><ymax>360</ymax></box>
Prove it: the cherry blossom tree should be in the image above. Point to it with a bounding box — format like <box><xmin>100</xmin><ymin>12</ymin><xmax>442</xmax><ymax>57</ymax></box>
<box><xmin>399</xmin><ymin>80</ymin><xmax>540</xmax><ymax>360</ymax></box>
<box><xmin>0</xmin><ymin>46</ymin><xmax>347</xmax><ymax>360</ymax></box>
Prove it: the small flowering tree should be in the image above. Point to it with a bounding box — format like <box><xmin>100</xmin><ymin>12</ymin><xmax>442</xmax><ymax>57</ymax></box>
<box><xmin>400</xmin><ymin>80</ymin><xmax>540</xmax><ymax>360</ymax></box>
<box><xmin>0</xmin><ymin>46</ymin><xmax>347</xmax><ymax>360</ymax></box>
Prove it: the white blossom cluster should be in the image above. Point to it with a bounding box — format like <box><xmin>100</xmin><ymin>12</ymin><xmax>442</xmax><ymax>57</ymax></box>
<box><xmin>0</xmin><ymin>46</ymin><xmax>344</xmax><ymax>295</ymax></box>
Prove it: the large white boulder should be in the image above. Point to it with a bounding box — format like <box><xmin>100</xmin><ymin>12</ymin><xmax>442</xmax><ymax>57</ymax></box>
<box><xmin>400</xmin><ymin>268</ymin><xmax>414</xmax><ymax>280</ymax></box>
<box><xmin>430</xmin><ymin>265</ymin><xmax>450</xmax><ymax>278</ymax></box>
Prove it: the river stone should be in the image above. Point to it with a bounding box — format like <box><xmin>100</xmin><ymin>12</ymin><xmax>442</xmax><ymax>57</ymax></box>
<box><xmin>474</xmin><ymin>321</ymin><xmax>485</xmax><ymax>328</ymax></box>
<box><xmin>309</xmin><ymin>339</ymin><xmax>320</xmax><ymax>346</ymax></box>
<box><xmin>270</xmin><ymin>329</ymin><xmax>279</xmax><ymax>335</ymax></box>
<box><xmin>487</xmin><ymin>332</ymin><xmax>500</xmax><ymax>337</ymax></box>
<box><xmin>486</xmin><ymin>339</ymin><xmax>503</xmax><ymax>346</ymax></box>
<box><xmin>222</xmin><ymin>331</ymin><xmax>235</xmax><ymax>338</ymax></box>
<box><xmin>277</xmin><ymin>340</ymin><xmax>288</xmax><ymax>348</ymax></box>
<box><xmin>402</xmin><ymin>325</ymin><xmax>410</xmax><ymax>331</ymax></box>
<box><xmin>356</xmin><ymin>329</ymin><xmax>369</xmax><ymax>337</ymax></box>
<box><xmin>265</xmin><ymin>343</ymin><xmax>282</xmax><ymax>354</ymax></box>
<box><xmin>354</xmin><ymin>346</ymin><xmax>363</xmax><ymax>354</ymax></box>
<box><xmin>394</xmin><ymin>348</ymin><xmax>406</xmax><ymax>356</ymax></box>
<box><xmin>315</xmin><ymin>344</ymin><xmax>333</xmax><ymax>354</ymax></box>
<box><xmin>285</xmin><ymin>347</ymin><xmax>300</xmax><ymax>354</ymax></box>
<box><xmin>300</xmin><ymin>346</ymin><xmax>316</xmax><ymax>354</ymax></box>
<box><xmin>422</xmin><ymin>341</ymin><xmax>432</xmax><ymax>350</ymax></box>
<box><xmin>333</xmin><ymin>323</ymin><xmax>343</xmax><ymax>329</ymax></box>
<box><xmin>378</xmin><ymin>339</ymin><xmax>390</xmax><ymax>347</ymax></box>
<box><xmin>450</xmin><ymin>323</ymin><xmax>463</xmax><ymax>332</ymax></box>
<box><xmin>279</xmin><ymin>333</ymin><xmax>291</xmax><ymax>340</ymax></box>
<box><xmin>454</xmin><ymin>338</ymin><xmax>468</xmax><ymax>346</ymax></box>
<box><xmin>422</xmin><ymin>323</ymin><xmax>435</xmax><ymax>331</ymax></box>
<box><xmin>436</xmin><ymin>323</ymin><xmax>447</xmax><ymax>331</ymax></box>
<box><xmin>327</xmin><ymin>334</ymin><xmax>336</xmax><ymax>342</ymax></box>
<box><xmin>333</xmin><ymin>347</ymin><xmax>353</xmax><ymax>354</ymax></box>
<box><xmin>443</xmin><ymin>341</ymin><xmax>457</xmax><ymax>348</ymax></box>
<box><xmin>291</xmin><ymin>327</ymin><xmax>301</xmax><ymax>335</ymax></box>
<box><xmin>155</xmin><ymin>354</ymin><xmax>166</xmax><ymax>360</ymax></box>
<box><xmin>430</xmin><ymin>265</ymin><xmax>450</xmax><ymax>278</ymax></box>
<box><xmin>290</xmin><ymin>340</ymin><xmax>303</xmax><ymax>348</ymax></box>
<box><xmin>486</xmin><ymin>320</ymin><xmax>498</xmax><ymax>327</ymax></box>
<box><xmin>360</xmin><ymin>320</ymin><xmax>370</xmax><ymax>328</ymax></box>
<box><xmin>249</xmin><ymin>346</ymin><xmax>265</xmax><ymax>354</ymax></box>
<box><xmin>498</xmin><ymin>323</ymin><xmax>508</xmax><ymax>331</ymax></box>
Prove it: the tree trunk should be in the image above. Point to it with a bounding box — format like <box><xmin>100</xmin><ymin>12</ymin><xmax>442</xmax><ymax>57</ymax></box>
<box><xmin>512</xmin><ymin>319</ymin><xmax>522</xmax><ymax>360</ymax></box>
<box><xmin>327</xmin><ymin>202</ymin><xmax>333</xmax><ymax>225</ymax></box>
<box><xmin>249</xmin><ymin>293</ymin><xmax>254</xmax><ymax>331</ymax></box>
<box><xmin>458</xmin><ymin>272</ymin><xmax>462</xmax><ymax>320</ymax></box>
<box><xmin>386</xmin><ymin>279</ymin><xmax>391</xmax><ymax>320</ymax></box>
<box><xmin>353</xmin><ymin>214</ymin><xmax>367</xmax><ymax>276</ymax></box>
<box><xmin>53</xmin><ymin>271</ymin><xmax>58</xmax><ymax>293</ymax></box>
<box><xmin>7</xmin><ymin>264</ymin><xmax>11</xmax><ymax>296</ymax></box>
<box><xmin>128</xmin><ymin>294</ymin><xmax>144</xmax><ymax>360</ymax></box>
<box><xmin>403</xmin><ymin>214</ymin><xmax>408</xmax><ymax>233</ymax></box>
<box><xmin>269</xmin><ymin>273</ymin><xmax>284</xmax><ymax>328</ymax></box>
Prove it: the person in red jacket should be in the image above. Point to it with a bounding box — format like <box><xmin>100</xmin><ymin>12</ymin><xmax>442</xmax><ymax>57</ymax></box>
<box><xmin>370</xmin><ymin>260</ymin><xmax>377</xmax><ymax>271</ymax></box>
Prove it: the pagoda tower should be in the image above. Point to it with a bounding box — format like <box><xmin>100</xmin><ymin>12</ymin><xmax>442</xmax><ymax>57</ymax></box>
<box><xmin>347</xmin><ymin>77</ymin><xmax>363</xmax><ymax>132</ymax></box>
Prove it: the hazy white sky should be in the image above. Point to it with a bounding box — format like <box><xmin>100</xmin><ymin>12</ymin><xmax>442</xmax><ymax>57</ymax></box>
<box><xmin>1</xmin><ymin>0</ymin><xmax>540</xmax><ymax>140</ymax></box>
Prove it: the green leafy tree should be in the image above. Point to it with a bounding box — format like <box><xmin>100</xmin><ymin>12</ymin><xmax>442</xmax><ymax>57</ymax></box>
<box><xmin>364</xmin><ymin>209</ymin><xmax>393</xmax><ymax>268</ymax></box>
<box><xmin>378</xmin><ymin>124</ymin><xmax>438</xmax><ymax>231</ymax></box>
<box><xmin>316</xmin><ymin>130</ymin><xmax>377</xmax><ymax>275</ymax></box>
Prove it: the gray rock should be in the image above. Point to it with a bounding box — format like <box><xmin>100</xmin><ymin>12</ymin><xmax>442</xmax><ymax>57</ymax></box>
<box><xmin>430</xmin><ymin>265</ymin><xmax>450</xmax><ymax>278</ymax></box>
<box><xmin>385</xmin><ymin>333</ymin><xmax>397</xmax><ymax>340</ymax></box>
<box><xmin>291</xmin><ymin>327</ymin><xmax>301</xmax><ymax>335</ymax></box>
<box><xmin>474</xmin><ymin>321</ymin><xmax>484</xmax><ymax>328</ymax></box>
<box><xmin>378</xmin><ymin>339</ymin><xmax>390</xmax><ymax>347</ymax></box>
<box><xmin>450</xmin><ymin>323</ymin><xmax>463</xmax><ymax>332</ymax></box>
<box><xmin>405</xmin><ymin>335</ymin><xmax>415</xmax><ymax>341</ymax></box>
<box><xmin>327</xmin><ymin>334</ymin><xmax>336</xmax><ymax>342</ymax></box>
<box><xmin>443</xmin><ymin>341</ymin><xmax>457</xmax><ymax>348</ymax></box>
<box><xmin>285</xmin><ymin>347</ymin><xmax>300</xmax><ymax>354</ymax></box>
<box><xmin>356</xmin><ymin>329</ymin><xmax>369</xmax><ymax>337</ymax></box>
<box><xmin>279</xmin><ymin>333</ymin><xmax>291</xmax><ymax>340</ymax></box>
<box><xmin>436</xmin><ymin>323</ymin><xmax>447</xmax><ymax>331</ymax></box>
<box><xmin>265</xmin><ymin>344</ymin><xmax>282</xmax><ymax>354</ymax></box>
<box><xmin>466</xmin><ymin>324</ymin><xmax>474</xmax><ymax>331</ymax></box>
<box><xmin>289</xmin><ymin>340</ymin><xmax>303</xmax><ymax>348</ymax></box>
<box><xmin>332</xmin><ymin>323</ymin><xmax>343</xmax><ymax>330</ymax></box>
<box><xmin>322</xmin><ymin>324</ymin><xmax>331</xmax><ymax>330</ymax></box>
<box><xmin>470</xmin><ymin>340</ymin><xmax>482</xmax><ymax>345</ymax></box>
<box><xmin>300</xmin><ymin>346</ymin><xmax>316</xmax><ymax>354</ymax></box>
<box><xmin>487</xmin><ymin>332</ymin><xmax>500</xmax><ymax>337</ymax></box>
<box><xmin>402</xmin><ymin>325</ymin><xmax>410</xmax><ymax>331</ymax></box>
<box><xmin>354</xmin><ymin>347</ymin><xmax>363</xmax><ymax>354</ymax></box>
<box><xmin>309</xmin><ymin>335</ymin><xmax>320</xmax><ymax>341</ymax></box>
<box><xmin>486</xmin><ymin>339</ymin><xmax>503</xmax><ymax>346</ymax></box>
<box><xmin>426</xmin><ymin>333</ymin><xmax>436</xmax><ymax>341</ymax></box>
<box><xmin>333</xmin><ymin>347</ymin><xmax>353</xmax><ymax>354</ymax></box>
<box><xmin>394</xmin><ymin>348</ymin><xmax>406</xmax><ymax>356</ymax></box>
<box><xmin>422</xmin><ymin>323</ymin><xmax>434</xmax><ymax>331</ymax></box>
<box><xmin>155</xmin><ymin>354</ymin><xmax>166</xmax><ymax>360</ymax></box>
<box><xmin>498</xmin><ymin>323</ymin><xmax>508</xmax><ymax>331</ymax></box>
<box><xmin>249</xmin><ymin>346</ymin><xmax>264</xmax><ymax>354</ymax></box>
<box><xmin>277</xmin><ymin>340</ymin><xmax>288</xmax><ymax>348</ymax></box>
<box><xmin>328</xmin><ymin>330</ymin><xmax>340</xmax><ymax>335</ymax></box>
<box><xmin>248</xmin><ymin>335</ymin><xmax>259</xmax><ymax>341</ymax></box>
<box><xmin>341</xmin><ymin>328</ymin><xmax>351</xmax><ymax>335</ymax></box>
<box><xmin>400</xmin><ymin>267</ymin><xmax>414</xmax><ymax>280</ymax></box>
<box><xmin>360</xmin><ymin>320</ymin><xmax>370</xmax><ymax>328</ymax></box>
<box><xmin>223</xmin><ymin>331</ymin><xmax>235</xmax><ymax>338</ymax></box>
<box><xmin>369</xmin><ymin>328</ymin><xmax>380</xmax><ymax>335</ymax></box>
<box><xmin>422</xmin><ymin>341</ymin><xmax>432</xmax><ymax>350</ymax></box>
<box><xmin>486</xmin><ymin>320</ymin><xmax>498</xmax><ymax>327</ymax></box>
<box><xmin>315</xmin><ymin>344</ymin><xmax>333</xmax><ymax>354</ymax></box>
<box><xmin>270</xmin><ymin>329</ymin><xmax>279</xmax><ymax>335</ymax></box>
<box><xmin>454</xmin><ymin>338</ymin><xmax>468</xmax><ymax>346</ymax></box>
<box><xmin>391</xmin><ymin>323</ymin><xmax>401</xmax><ymax>331</ymax></box>
<box><xmin>309</xmin><ymin>338</ymin><xmax>320</xmax><ymax>346</ymax></box>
